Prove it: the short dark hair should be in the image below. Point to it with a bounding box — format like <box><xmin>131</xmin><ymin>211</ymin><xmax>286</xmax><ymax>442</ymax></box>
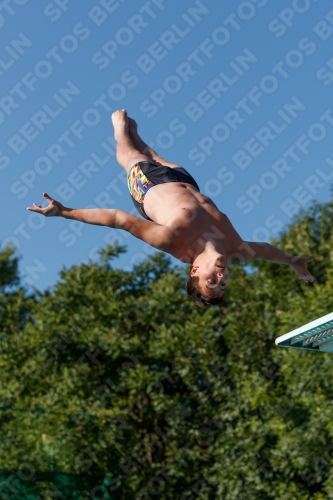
<box><xmin>186</xmin><ymin>275</ymin><xmax>226</xmax><ymax>308</ymax></box>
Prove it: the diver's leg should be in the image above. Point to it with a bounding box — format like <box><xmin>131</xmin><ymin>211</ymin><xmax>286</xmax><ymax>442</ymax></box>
<box><xmin>112</xmin><ymin>110</ymin><xmax>150</xmax><ymax>173</ymax></box>
<box><xmin>128</xmin><ymin>118</ymin><xmax>183</xmax><ymax>169</ymax></box>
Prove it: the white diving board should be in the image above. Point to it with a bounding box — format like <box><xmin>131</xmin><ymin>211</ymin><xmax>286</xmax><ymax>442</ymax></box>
<box><xmin>275</xmin><ymin>312</ymin><xmax>333</xmax><ymax>352</ymax></box>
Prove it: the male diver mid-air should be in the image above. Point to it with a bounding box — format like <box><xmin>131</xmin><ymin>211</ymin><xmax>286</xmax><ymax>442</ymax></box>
<box><xmin>27</xmin><ymin>110</ymin><xmax>314</xmax><ymax>307</ymax></box>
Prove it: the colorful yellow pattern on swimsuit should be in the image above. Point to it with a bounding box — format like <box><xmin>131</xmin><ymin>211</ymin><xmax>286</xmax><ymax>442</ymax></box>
<box><xmin>127</xmin><ymin>164</ymin><xmax>155</xmax><ymax>203</ymax></box>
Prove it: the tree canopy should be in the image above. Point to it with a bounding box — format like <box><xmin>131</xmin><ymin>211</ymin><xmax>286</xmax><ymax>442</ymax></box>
<box><xmin>1</xmin><ymin>198</ymin><xmax>333</xmax><ymax>499</ymax></box>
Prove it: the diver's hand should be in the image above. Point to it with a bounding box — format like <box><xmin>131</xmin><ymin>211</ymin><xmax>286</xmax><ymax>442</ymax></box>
<box><xmin>290</xmin><ymin>255</ymin><xmax>315</xmax><ymax>282</ymax></box>
<box><xmin>26</xmin><ymin>193</ymin><xmax>64</xmax><ymax>217</ymax></box>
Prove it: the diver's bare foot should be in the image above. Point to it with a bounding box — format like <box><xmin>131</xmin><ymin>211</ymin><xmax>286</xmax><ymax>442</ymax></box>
<box><xmin>111</xmin><ymin>109</ymin><xmax>128</xmax><ymax>140</ymax></box>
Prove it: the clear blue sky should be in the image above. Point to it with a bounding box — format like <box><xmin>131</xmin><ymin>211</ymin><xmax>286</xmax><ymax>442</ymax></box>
<box><xmin>1</xmin><ymin>0</ymin><xmax>333</xmax><ymax>292</ymax></box>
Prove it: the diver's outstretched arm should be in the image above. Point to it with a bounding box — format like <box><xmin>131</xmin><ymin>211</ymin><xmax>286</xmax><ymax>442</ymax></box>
<box><xmin>27</xmin><ymin>193</ymin><xmax>173</xmax><ymax>252</ymax></box>
<box><xmin>243</xmin><ymin>241</ymin><xmax>315</xmax><ymax>282</ymax></box>
<box><xmin>27</xmin><ymin>192</ymin><xmax>118</xmax><ymax>227</ymax></box>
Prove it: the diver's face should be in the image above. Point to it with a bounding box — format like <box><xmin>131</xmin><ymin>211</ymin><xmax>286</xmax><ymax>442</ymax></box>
<box><xmin>191</xmin><ymin>256</ymin><xmax>229</xmax><ymax>296</ymax></box>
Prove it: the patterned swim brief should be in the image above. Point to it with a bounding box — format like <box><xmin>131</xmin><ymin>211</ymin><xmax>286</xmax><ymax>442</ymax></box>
<box><xmin>127</xmin><ymin>161</ymin><xmax>200</xmax><ymax>222</ymax></box>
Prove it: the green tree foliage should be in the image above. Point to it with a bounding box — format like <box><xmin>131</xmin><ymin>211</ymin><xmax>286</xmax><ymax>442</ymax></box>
<box><xmin>2</xmin><ymin>199</ymin><xmax>333</xmax><ymax>498</ymax></box>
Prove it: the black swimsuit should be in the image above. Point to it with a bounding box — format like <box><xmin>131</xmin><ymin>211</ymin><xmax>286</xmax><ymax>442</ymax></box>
<box><xmin>127</xmin><ymin>161</ymin><xmax>200</xmax><ymax>222</ymax></box>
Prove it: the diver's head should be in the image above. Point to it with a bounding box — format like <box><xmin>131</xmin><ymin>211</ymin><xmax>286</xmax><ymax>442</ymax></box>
<box><xmin>186</xmin><ymin>256</ymin><xmax>228</xmax><ymax>308</ymax></box>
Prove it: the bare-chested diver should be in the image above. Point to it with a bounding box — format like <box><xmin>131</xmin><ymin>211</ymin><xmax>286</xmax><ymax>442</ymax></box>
<box><xmin>27</xmin><ymin>110</ymin><xmax>314</xmax><ymax>307</ymax></box>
